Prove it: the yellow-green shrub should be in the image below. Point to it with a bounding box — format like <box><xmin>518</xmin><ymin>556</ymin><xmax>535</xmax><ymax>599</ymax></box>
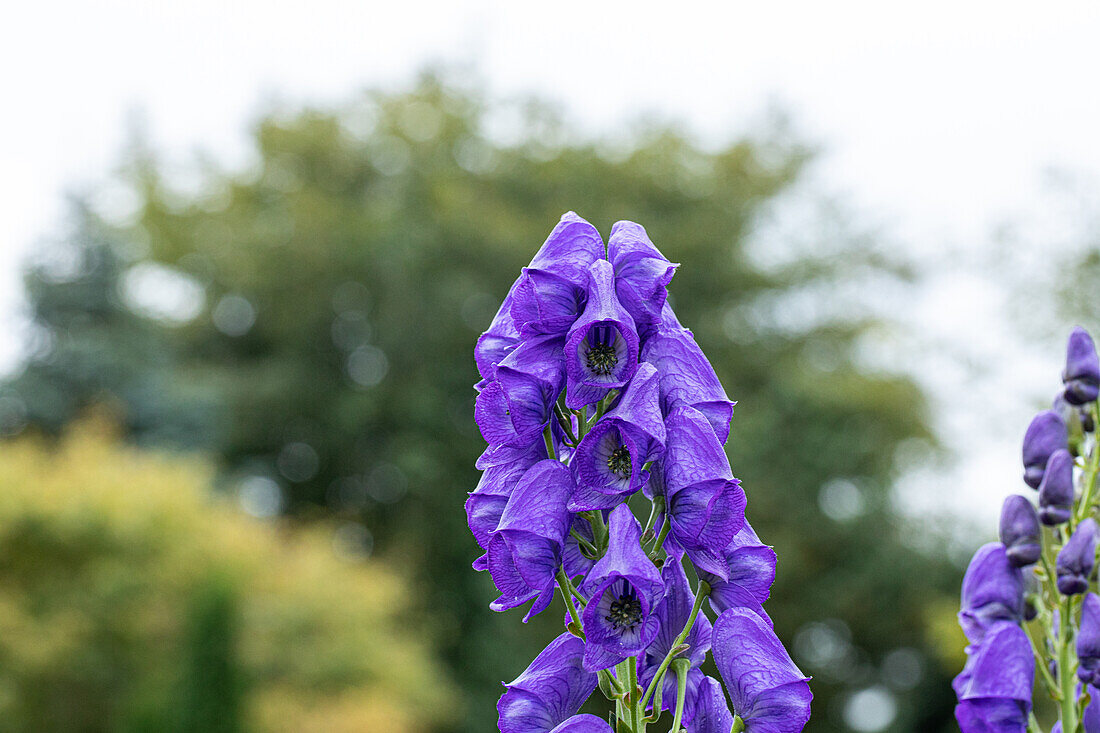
<box><xmin>0</xmin><ymin>418</ymin><xmax>455</xmax><ymax>732</ymax></box>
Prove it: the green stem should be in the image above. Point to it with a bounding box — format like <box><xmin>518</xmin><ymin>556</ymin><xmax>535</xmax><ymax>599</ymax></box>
<box><xmin>648</xmin><ymin>520</ymin><xmax>671</xmax><ymax>560</ymax></box>
<box><xmin>1060</xmin><ymin>595</ymin><xmax>1079</xmax><ymax>732</ymax></box>
<box><xmin>627</xmin><ymin>656</ymin><xmax>639</xmax><ymax>730</ymax></box>
<box><xmin>732</xmin><ymin>716</ymin><xmax>746</xmax><ymax>733</ymax></box>
<box><xmin>669</xmin><ymin>659</ymin><xmax>690</xmax><ymax>733</ymax></box>
<box><xmin>554</xmin><ymin>404</ymin><xmax>579</xmax><ymax>446</ymax></box>
<box><xmin>556</xmin><ymin>568</ymin><xmax>584</xmax><ymax>637</ymax></box>
<box><xmin>639</xmin><ymin>579</ymin><xmax>710</xmax><ymax>713</ymax></box>
<box><xmin>1074</xmin><ymin>401</ymin><xmax>1100</xmax><ymax>525</ymax></box>
<box><xmin>1024</xmin><ymin>620</ymin><xmax>1061</xmax><ymax>699</ymax></box>
<box><xmin>642</xmin><ymin>496</ymin><xmax>664</xmax><ymax>539</ymax></box>
<box><xmin>543</xmin><ymin>423</ymin><xmax>557</xmax><ymax>461</ymax></box>
<box><xmin>570</xmin><ymin>528</ymin><xmax>600</xmax><ymax>557</ymax></box>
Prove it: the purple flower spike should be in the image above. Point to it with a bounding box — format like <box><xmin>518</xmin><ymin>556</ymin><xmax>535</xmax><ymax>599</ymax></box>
<box><xmin>954</xmin><ymin>622</ymin><xmax>1034</xmax><ymax>733</ymax></box>
<box><xmin>712</xmin><ymin>606</ymin><xmax>812</xmax><ymax>733</ymax></box>
<box><xmin>1064</xmin><ymin>327</ymin><xmax>1100</xmax><ymax>405</ymax></box>
<box><xmin>1078</xmin><ymin>594</ymin><xmax>1100</xmax><ymax>687</ymax></box>
<box><xmin>1022</xmin><ymin>410</ymin><xmax>1068</xmax><ymax>489</ymax></box>
<box><xmin>657</xmin><ymin>405</ymin><xmax>746</xmax><ymax>579</ymax></box>
<box><xmin>606</xmin><ymin>220</ymin><xmax>678</xmax><ymax>330</ymax></box>
<box><xmin>476</xmin><ymin>334</ymin><xmax>566</xmax><ymax>450</ymax></box>
<box><xmin>1038</xmin><ymin>449</ymin><xmax>1075</xmax><ymax>526</ymax></box>
<box><xmin>548</xmin><ymin>715</ymin><xmax>614</xmax><ymax>733</ymax></box>
<box><xmin>958</xmin><ymin>543</ymin><xmax>1024</xmax><ymax>645</ymax></box>
<box><xmin>701</xmin><ymin>520</ymin><xmax>777</xmax><ymax>625</ymax></box>
<box><xmin>497</xmin><ymin>633</ymin><xmax>598</xmax><ymax>733</ymax></box>
<box><xmin>579</xmin><ymin>504</ymin><xmax>664</xmax><ymax>671</ymax></box>
<box><xmin>999</xmin><ymin>495</ymin><xmax>1041</xmax><ymax>567</ymax></box>
<box><xmin>564</xmin><ymin>260</ymin><xmax>640</xmax><ymax>409</ymax></box>
<box><xmin>569</xmin><ymin>363</ymin><xmax>666</xmax><ymax>511</ymax></box>
<box><xmin>641</xmin><ymin>327</ymin><xmax>736</xmax><ymax>444</ymax></box>
<box><xmin>475</xmin><ymin>290</ymin><xmax>521</xmax><ymax>382</ymax></box>
<box><xmin>639</xmin><ymin>558</ymin><xmax>712</xmax><ymax>723</ymax></box>
<box><xmin>510</xmin><ymin>213</ymin><xmax>605</xmax><ymax>338</ymax></box>
<box><xmin>1057</xmin><ymin>518</ymin><xmax>1098</xmax><ymax>596</ymax></box>
<box><xmin>487</xmin><ymin>460</ymin><xmax>575</xmax><ymax>621</ymax></box>
<box><xmin>687</xmin><ymin>677</ymin><xmax>736</xmax><ymax>733</ymax></box>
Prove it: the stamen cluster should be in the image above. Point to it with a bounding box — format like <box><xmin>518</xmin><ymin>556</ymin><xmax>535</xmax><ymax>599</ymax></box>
<box><xmin>467</xmin><ymin>213</ymin><xmax>812</xmax><ymax>732</ymax></box>
<box><xmin>954</xmin><ymin>327</ymin><xmax>1100</xmax><ymax>732</ymax></box>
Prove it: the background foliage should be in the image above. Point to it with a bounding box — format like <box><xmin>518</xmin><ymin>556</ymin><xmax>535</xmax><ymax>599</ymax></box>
<box><xmin>1</xmin><ymin>72</ymin><xmax>962</xmax><ymax>731</ymax></box>
<box><xmin>0</xmin><ymin>415</ymin><xmax>454</xmax><ymax>732</ymax></box>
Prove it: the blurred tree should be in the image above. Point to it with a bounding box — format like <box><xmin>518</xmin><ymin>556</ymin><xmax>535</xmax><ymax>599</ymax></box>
<box><xmin>0</xmin><ymin>418</ymin><xmax>454</xmax><ymax>732</ymax></box>
<box><xmin>4</xmin><ymin>72</ymin><xmax>960</xmax><ymax>731</ymax></box>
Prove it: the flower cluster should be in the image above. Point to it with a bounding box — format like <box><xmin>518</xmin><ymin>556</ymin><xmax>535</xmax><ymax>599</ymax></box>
<box><xmin>954</xmin><ymin>327</ymin><xmax>1100</xmax><ymax>732</ymax></box>
<box><xmin>468</xmin><ymin>213</ymin><xmax>811</xmax><ymax>732</ymax></box>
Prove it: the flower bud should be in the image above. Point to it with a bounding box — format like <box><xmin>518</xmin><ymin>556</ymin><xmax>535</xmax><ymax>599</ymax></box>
<box><xmin>1064</xmin><ymin>327</ymin><xmax>1100</xmax><ymax>406</ymax></box>
<box><xmin>1078</xmin><ymin>593</ymin><xmax>1100</xmax><ymax>687</ymax></box>
<box><xmin>1057</xmin><ymin>518</ymin><xmax>1098</xmax><ymax>596</ymax></box>
<box><xmin>1038</xmin><ymin>449</ymin><xmax>1075</xmax><ymax>526</ymax></box>
<box><xmin>1000</xmin><ymin>495</ymin><xmax>1041</xmax><ymax>566</ymax></box>
<box><xmin>1022</xmin><ymin>410</ymin><xmax>1068</xmax><ymax>489</ymax></box>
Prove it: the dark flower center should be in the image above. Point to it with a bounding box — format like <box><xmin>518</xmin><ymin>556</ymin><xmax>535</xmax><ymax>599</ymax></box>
<box><xmin>607</xmin><ymin>446</ymin><xmax>631</xmax><ymax>478</ymax></box>
<box><xmin>585</xmin><ymin>343</ymin><xmax>618</xmax><ymax>376</ymax></box>
<box><xmin>606</xmin><ymin>594</ymin><xmax>643</xmax><ymax>631</ymax></box>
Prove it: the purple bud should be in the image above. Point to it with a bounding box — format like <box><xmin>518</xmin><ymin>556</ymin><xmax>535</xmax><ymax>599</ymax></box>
<box><xmin>1038</xmin><ymin>449</ymin><xmax>1075</xmax><ymax>526</ymax></box>
<box><xmin>1022</xmin><ymin>410</ymin><xmax>1067</xmax><ymax>489</ymax></box>
<box><xmin>999</xmin><ymin>495</ymin><xmax>1041</xmax><ymax>566</ymax></box>
<box><xmin>1077</xmin><ymin>593</ymin><xmax>1100</xmax><ymax>687</ymax></box>
<box><xmin>958</xmin><ymin>543</ymin><xmax>1024</xmax><ymax>644</ymax></box>
<box><xmin>1057</xmin><ymin>518</ymin><xmax>1098</xmax><ymax>596</ymax></box>
<box><xmin>1064</xmin><ymin>327</ymin><xmax>1100</xmax><ymax>406</ymax></box>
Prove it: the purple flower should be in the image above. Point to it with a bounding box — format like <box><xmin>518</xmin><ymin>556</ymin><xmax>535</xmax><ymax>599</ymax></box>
<box><xmin>652</xmin><ymin>405</ymin><xmax>746</xmax><ymax>579</ymax></box>
<box><xmin>712</xmin><ymin>606</ymin><xmax>812</xmax><ymax>733</ymax></box>
<box><xmin>1078</xmin><ymin>593</ymin><xmax>1100</xmax><ymax>687</ymax></box>
<box><xmin>475</xmin><ymin>290</ymin><xmax>521</xmax><ymax>382</ymax></box>
<box><xmin>548</xmin><ymin>716</ymin><xmax>614</xmax><ymax>733</ymax></box>
<box><xmin>1057</xmin><ymin>518</ymin><xmax>1098</xmax><ymax>596</ymax></box>
<box><xmin>564</xmin><ymin>260</ymin><xmax>639</xmax><ymax>409</ymax></box>
<box><xmin>466</xmin><ymin>441</ymin><xmax>547</xmax><ymax>570</ymax></box>
<box><xmin>638</xmin><ymin>557</ymin><xmax>712</xmax><ymax>723</ymax></box>
<box><xmin>569</xmin><ymin>363</ymin><xmax>666</xmax><ymax>511</ymax></box>
<box><xmin>1064</xmin><ymin>326</ymin><xmax>1100</xmax><ymax>405</ymax></box>
<box><xmin>999</xmin><ymin>495</ymin><xmax>1041</xmax><ymax>567</ymax></box>
<box><xmin>953</xmin><ymin>622</ymin><xmax>1034</xmax><ymax>733</ymax></box>
<box><xmin>487</xmin><ymin>460</ymin><xmax>575</xmax><ymax>621</ymax></box>
<box><xmin>641</xmin><ymin>326</ymin><xmax>735</xmax><ymax>444</ymax></box>
<box><xmin>497</xmin><ymin>633</ymin><xmax>598</xmax><ymax>733</ymax></box>
<box><xmin>687</xmin><ymin>676</ymin><xmax>736</xmax><ymax>733</ymax></box>
<box><xmin>579</xmin><ymin>504</ymin><xmax>664</xmax><ymax>670</ymax></box>
<box><xmin>701</xmin><ymin>520</ymin><xmax>776</xmax><ymax>625</ymax></box>
<box><xmin>1022</xmin><ymin>410</ymin><xmax>1068</xmax><ymax>489</ymax></box>
<box><xmin>958</xmin><ymin>543</ymin><xmax>1024</xmax><ymax>645</ymax></box>
<box><xmin>476</xmin><ymin>334</ymin><xmax>566</xmax><ymax>450</ymax></box>
<box><xmin>606</xmin><ymin>220</ymin><xmax>677</xmax><ymax>330</ymax></box>
<box><xmin>1038</xmin><ymin>449</ymin><xmax>1075</xmax><ymax>526</ymax></box>
<box><xmin>510</xmin><ymin>213</ymin><xmax>606</xmax><ymax>338</ymax></box>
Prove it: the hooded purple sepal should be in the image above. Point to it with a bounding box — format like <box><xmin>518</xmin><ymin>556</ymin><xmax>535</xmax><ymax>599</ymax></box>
<box><xmin>497</xmin><ymin>633</ymin><xmax>599</xmax><ymax>733</ymax></box>
<box><xmin>1064</xmin><ymin>327</ymin><xmax>1100</xmax><ymax>405</ymax></box>
<box><xmin>569</xmin><ymin>363</ymin><xmax>666</xmax><ymax>511</ymax></box>
<box><xmin>686</xmin><ymin>676</ymin><xmax>736</xmax><ymax>733</ymax></box>
<box><xmin>477</xmin><ymin>334</ymin><xmax>566</xmax><ymax>449</ymax></box>
<box><xmin>638</xmin><ymin>557</ymin><xmax>712</xmax><ymax>723</ymax></box>
<box><xmin>701</xmin><ymin>520</ymin><xmax>776</xmax><ymax>625</ymax></box>
<box><xmin>1058</xmin><ymin>518</ymin><xmax>1098</xmax><ymax>596</ymax></box>
<box><xmin>1022</xmin><ymin>410</ymin><xmax>1068</xmax><ymax>489</ymax></box>
<box><xmin>958</xmin><ymin>543</ymin><xmax>1025</xmax><ymax>645</ymax></box>
<box><xmin>953</xmin><ymin>622</ymin><xmax>1033</xmax><ymax>733</ymax></box>
<box><xmin>476</xmin><ymin>290</ymin><xmax>521</xmax><ymax>382</ymax></box>
<box><xmin>547</xmin><ymin>715</ymin><xmax>614</xmax><ymax>733</ymax></box>
<box><xmin>657</xmin><ymin>405</ymin><xmax>746</xmax><ymax>579</ymax></box>
<box><xmin>641</xmin><ymin>326</ymin><xmax>735</xmax><ymax>444</ymax></box>
<box><xmin>1079</xmin><ymin>594</ymin><xmax>1100</xmax><ymax>687</ymax></box>
<box><xmin>487</xmin><ymin>460</ymin><xmax>575</xmax><ymax>621</ymax></box>
<box><xmin>1038</xmin><ymin>449</ymin><xmax>1075</xmax><ymax>526</ymax></box>
<box><xmin>579</xmin><ymin>504</ymin><xmax>664</xmax><ymax>670</ymax></box>
<box><xmin>606</xmin><ymin>220</ymin><xmax>677</xmax><ymax>329</ymax></box>
<box><xmin>712</xmin><ymin>606</ymin><xmax>812</xmax><ymax>733</ymax></box>
<box><xmin>999</xmin><ymin>495</ymin><xmax>1041</xmax><ymax>567</ymax></box>
<box><xmin>466</xmin><ymin>441</ymin><xmax>547</xmax><ymax>562</ymax></box>
<box><xmin>564</xmin><ymin>260</ymin><xmax>640</xmax><ymax>409</ymax></box>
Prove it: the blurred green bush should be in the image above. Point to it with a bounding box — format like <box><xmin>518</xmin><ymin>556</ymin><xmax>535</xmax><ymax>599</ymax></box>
<box><xmin>0</xmin><ymin>415</ymin><xmax>455</xmax><ymax>732</ymax></box>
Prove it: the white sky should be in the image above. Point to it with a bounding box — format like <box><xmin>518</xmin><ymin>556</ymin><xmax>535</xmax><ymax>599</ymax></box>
<box><xmin>4</xmin><ymin>0</ymin><xmax>1100</xmax><ymax>533</ymax></box>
